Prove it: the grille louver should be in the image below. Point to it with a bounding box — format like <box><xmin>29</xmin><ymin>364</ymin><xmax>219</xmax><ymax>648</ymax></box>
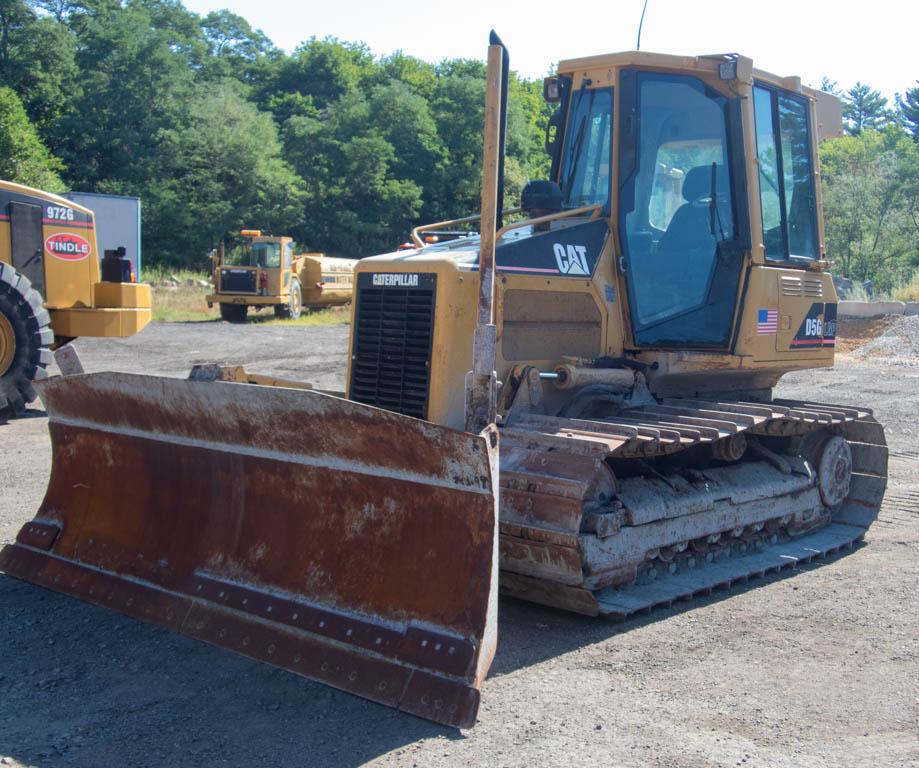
<box><xmin>349</xmin><ymin>272</ymin><xmax>436</xmax><ymax>420</ymax></box>
<box><xmin>780</xmin><ymin>275</ymin><xmax>823</xmax><ymax>298</ymax></box>
<box><xmin>220</xmin><ymin>269</ymin><xmax>257</xmax><ymax>293</ymax></box>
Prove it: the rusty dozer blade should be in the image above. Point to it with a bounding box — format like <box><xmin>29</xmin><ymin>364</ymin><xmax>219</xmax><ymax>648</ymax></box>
<box><xmin>0</xmin><ymin>372</ymin><xmax>500</xmax><ymax>728</ymax></box>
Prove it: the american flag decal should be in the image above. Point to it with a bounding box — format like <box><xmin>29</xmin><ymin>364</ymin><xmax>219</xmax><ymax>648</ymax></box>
<box><xmin>757</xmin><ymin>308</ymin><xmax>778</xmax><ymax>335</ymax></box>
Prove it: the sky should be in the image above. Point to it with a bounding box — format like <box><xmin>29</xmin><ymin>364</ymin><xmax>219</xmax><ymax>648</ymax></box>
<box><xmin>182</xmin><ymin>0</ymin><xmax>917</xmax><ymax>100</ymax></box>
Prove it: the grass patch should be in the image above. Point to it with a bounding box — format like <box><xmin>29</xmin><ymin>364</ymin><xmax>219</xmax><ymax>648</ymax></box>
<box><xmin>144</xmin><ymin>265</ymin><xmax>212</xmax><ymax>284</ymax></box>
<box><xmin>144</xmin><ymin>267</ymin><xmax>215</xmax><ymax>322</ymax></box>
<box><xmin>150</xmin><ymin>282</ymin><xmax>350</xmax><ymax>325</ymax></box>
<box><xmin>151</xmin><ymin>282</ymin><xmax>217</xmax><ymax>323</ymax></box>
<box><xmin>893</xmin><ymin>271</ymin><xmax>919</xmax><ymax>302</ymax></box>
<box><xmin>145</xmin><ymin>266</ymin><xmax>351</xmax><ymax>325</ymax></box>
<box><xmin>244</xmin><ymin>306</ymin><xmax>351</xmax><ymax>327</ymax></box>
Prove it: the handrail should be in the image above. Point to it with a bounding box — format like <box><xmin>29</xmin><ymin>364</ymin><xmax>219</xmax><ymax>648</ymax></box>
<box><xmin>495</xmin><ymin>204</ymin><xmax>601</xmax><ymax>245</ymax></box>
<box><xmin>410</xmin><ymin>208</ymin><xmax>523</xmax><ymax>248</ymax></box>
<box><xmin>409</xmin><ymin>204</ymin><xmax>602</xmax><ymax>248</ymax></box>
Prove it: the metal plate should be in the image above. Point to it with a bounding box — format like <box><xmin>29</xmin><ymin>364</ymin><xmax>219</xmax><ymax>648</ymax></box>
<box><xmin>0</xmin><ymin>372</ymin><xmax>500</xmax><ymax>728</ymax></box>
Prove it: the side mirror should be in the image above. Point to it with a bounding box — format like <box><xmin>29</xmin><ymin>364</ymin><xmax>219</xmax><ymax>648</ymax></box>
<box><xmin>543</xmin><ymin>77</ymin><xmax>561</xmax><ymax>103</ymax></box>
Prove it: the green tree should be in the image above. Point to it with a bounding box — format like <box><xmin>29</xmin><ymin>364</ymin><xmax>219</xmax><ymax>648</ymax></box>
<box><xmin>843</xmin><ymin>82</ymin><xmax>890</xmax><ymax>135</ymax></box>
<box><xmin>51</xmin><ymin>0</ymin><xmax>200</xmax><ymax>189</ymax></box>
<box><xmin>429</xmin><ymin>72</ymin><xmax>488</xmax><ymax>217</ymax></box>
<box><xmin>0</xmin><ymin>0</ymin><xmax>79</xmax><ymax>128</ymax></box>
<box><xmin>819</xmin><ymin>77</ymin><xmax>842</xmax><ymax>96</ymax></box>
<box><xmin>897</xmin><ymin>82</ymin><xmax>919</xmax><ymax>141</ymax></box>
<box><xmin>279</xmin><ymin>88</ymin><xmax>425</xmax><ymax>256</ymax></box>
<box><xmin>820</xmin><ymin>126</ymin><xmax>919</xmax><ymax>290</ymax></box>
<box><xmin>380</xmin><ymin>51</ymin><xmax>437</xmax><ymax>100</ymax></box>
<box><xmin>199</xmin><ymin>9</ymin><xmax>279</xmax><ymax>84</ymax></box>
<box><xmin>142</xmin><ymin>81</ymin><xmax>305</xmax><ymax>267</ymax></box>
<box><xmin>265</xmin><ymin>37</ymin><xmax>379</xmax><ymax>120</ymax></box>
<box><xmin>0</xmin><ymin>85</ymin><xmax>65</xmax><ymax>189</ymax></box>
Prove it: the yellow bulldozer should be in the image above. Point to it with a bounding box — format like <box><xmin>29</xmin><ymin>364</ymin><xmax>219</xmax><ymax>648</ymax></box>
<box><xmin>205</xmin><ymin>230</ymin><xmax>356</xmax><ymax>321</ymax></box>
<box><xmin>0</xmin><ymin>36</ymin><xmax>886</xmax><ymax>729</ymax></box>
<box><xmin>0</xmin><ymin>180</ymin><xmax>151</xmax><ymax>419</ymax></box>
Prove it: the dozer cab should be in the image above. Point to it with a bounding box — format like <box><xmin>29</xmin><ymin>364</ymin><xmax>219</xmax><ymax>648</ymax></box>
<box><xmin>0</xmin><ymin>181</ymin><xmax>151</xmax><ymax>419</ymax></box>
<box><xmin>206</xmin><ymin>230</ymin><xmax>356</xmax><ymax>321</ymax></box>
<box><xmin>1</xmin><ymin>37</ymin><xmax>886</xmax><ymax>728</ymax></box>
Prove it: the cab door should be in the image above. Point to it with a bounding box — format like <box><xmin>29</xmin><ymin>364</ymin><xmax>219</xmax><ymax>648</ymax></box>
<box><xmin>617</xmin><ymin>70</ymin><xmax>750</xmax><ymax>349</ymax></box>
<box><xmin>9</xmin><ymin>201</ymin><xmax>45</xmax><ymax>296</ymax></box>
<box><xmin>280</xmin><ymin>240</ymin><xmax>293</xmax><ymax>295</ymax></box>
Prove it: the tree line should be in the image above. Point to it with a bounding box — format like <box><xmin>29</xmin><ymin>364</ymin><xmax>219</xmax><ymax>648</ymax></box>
<box><xmin>0</xmin><ymin>0</ymin><xmax>550</xmax><ymax>265</ymax></box>
<box><xmin>818</xmin><ymin>79</ymin><xmax>919</xmax><ymax>292</ymax></box>
<box><xmin>0</xmin><ymin>0</ymin><xmax>916</xmax><ymax>290</ymax></box>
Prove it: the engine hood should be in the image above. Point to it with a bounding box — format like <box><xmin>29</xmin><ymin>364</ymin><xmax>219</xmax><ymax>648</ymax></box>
<box><xmin>361</xmin><ymin>215</ymin><xmax>609</xmax><ymax>279</ymax></box>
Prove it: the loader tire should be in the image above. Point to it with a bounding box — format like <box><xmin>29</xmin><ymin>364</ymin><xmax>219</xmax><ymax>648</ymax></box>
<box><xmin>0</xmin><ymin>264</ymin><xmax>52</xmax><ymax>421</ymax></box>
<box><xmin>275</xmin><ymin>280</ymin><xmax>302</xmax><ymax>320</ymax></box>
<box><xmin>219</xmin><ymin>303</ymin><xmax>248</xmax><ymax>323</ymax></box>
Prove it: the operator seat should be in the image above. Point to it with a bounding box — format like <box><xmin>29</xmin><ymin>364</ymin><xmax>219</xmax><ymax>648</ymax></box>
<box><xmin>657</xmin><ymin>164</ymin><xmax>730</xmax><ymax>256</ymax></box>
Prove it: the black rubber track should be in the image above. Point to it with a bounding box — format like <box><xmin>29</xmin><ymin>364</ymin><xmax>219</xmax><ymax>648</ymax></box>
<box><xmin>0</xmin><ymin>263</ymin><xmax>53</xmax><ymax>421</ymax></box>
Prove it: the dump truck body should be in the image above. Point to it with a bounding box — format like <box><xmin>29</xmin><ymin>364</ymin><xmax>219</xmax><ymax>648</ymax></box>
<box><xmin>1</xmin><ymin>42</ymin><xmax>886</xmax><ymax>727</ymax></box>
<box><xmin>0</xmin><ymin>180</ymin><xmax>151</xmax><ymax>418</ymax></box>
<box><xmin>205</xmin><ymin>232</ymin><xmax>356</xmax><ymax>321</ymax></box>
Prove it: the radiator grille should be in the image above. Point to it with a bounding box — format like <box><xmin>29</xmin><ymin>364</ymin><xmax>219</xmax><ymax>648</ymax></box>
<box><xmin>349</xmin><ymin>272</ymin><xmax>436</xmax><ymax>420</ymax></box>
<box><xmin>220</xmin><ymin>268</ymin><xmax>257</xmax><ymax>293</ymax></box>
<box><xmin>780</xmin><ymin>276</ymin><xmax>803</xmax><ymax>296</ymax></box>
<box><xmin>804</xmin><ymin>278</ymin><xmax>824</xmax><ymax>297</ymax></box>
<box><xmin>780</xmin><ymin>275</ymin><xmax>824</xmax><ymax>298</ymax></box>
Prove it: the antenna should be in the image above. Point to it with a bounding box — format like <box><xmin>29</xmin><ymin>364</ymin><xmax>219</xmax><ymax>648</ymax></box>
<box><xmin>636</xmin><ymin>0</ymin><xmax>649</xmax><ymax>50</ymax></box>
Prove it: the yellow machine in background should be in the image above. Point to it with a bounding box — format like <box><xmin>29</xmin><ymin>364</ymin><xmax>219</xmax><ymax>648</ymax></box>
<box><xmin>0</xmin><ymin>180</ymin><xmax>151</xmax><ymax>418</ymax></box>
<box><xmin>0</xmin><ymin>37</ymin><xmax>888</xmax><ymax>729</ymax></box>
<box><xmin>205</xmin><ymin>230</ymin><xmax>356</xmax><ymax>321</ymax></box>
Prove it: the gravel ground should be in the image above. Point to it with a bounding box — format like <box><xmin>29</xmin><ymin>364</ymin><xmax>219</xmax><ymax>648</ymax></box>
<box><xmin>851</xmin><ymin>315</ymin><xmax>919</xmax><ymax>362</ymax></box>
<box><xmin>1</xmin><ymin>321</ymin><xmax>918</xmax><ymax>768</ymax></box>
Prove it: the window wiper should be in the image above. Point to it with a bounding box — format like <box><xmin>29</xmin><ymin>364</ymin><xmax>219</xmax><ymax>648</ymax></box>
<box><xmin>562</xmin><ymin>89</ymin><xmax>596</xmax><ymax>204</ymax></box>
<box><xmin>709</xmin><ymin>162</ymin><xmax>728</xmax><ymax>242</ymax></box>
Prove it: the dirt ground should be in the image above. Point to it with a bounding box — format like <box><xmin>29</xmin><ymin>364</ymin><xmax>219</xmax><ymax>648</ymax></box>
<box><xmin>1</xmin><ymin>321</ymin><xmax>917</xmax><ymax>768</ymax></box>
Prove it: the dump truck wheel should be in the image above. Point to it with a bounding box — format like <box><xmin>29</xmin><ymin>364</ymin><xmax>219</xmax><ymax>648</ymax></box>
<box><xmin>219</xmin><ymin>303</ymin><xmax>248</xmax><ymax>323</ymax></box>
<box><xmin>274</xmin><ymin>280</ymin><xmax>302</xmax><ymax>320</ymax></box>
<box><xmin>0</xmin><ymin>264</ymin><xmax>52</xmax><ymax>420</ymax></box>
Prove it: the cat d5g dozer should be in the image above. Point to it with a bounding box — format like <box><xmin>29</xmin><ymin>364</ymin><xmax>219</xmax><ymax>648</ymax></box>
<box><xmin>1</xmin><ymin>35</ymin><xmax>886</xmax><ymax>728</ymax></box>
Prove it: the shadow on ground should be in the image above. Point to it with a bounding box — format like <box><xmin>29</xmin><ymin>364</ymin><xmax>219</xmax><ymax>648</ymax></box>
<box><xmin>0</xmin><ymin>547</ymin><xmax>854</xmax><ymax>768</ymax></box>
<box><xmin>0</xmin><ymin>406</ymin><xmax>46</xmax><ymax>423</ymax></box>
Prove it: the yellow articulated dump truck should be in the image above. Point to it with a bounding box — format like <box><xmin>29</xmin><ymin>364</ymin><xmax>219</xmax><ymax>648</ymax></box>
<box><xmin>1</xmin><ymin>35</ymin><xmax>886</xmax><ymax>728</ymax></box>
<box><xmin>206</xmin><ymin>230</ymin><xmax>356</xmax><ymax>321</ymax></box>
<box><xmin>0</xmin><ymin>180</ymin><xmax>151</xmax><ymax>419</ymax></box>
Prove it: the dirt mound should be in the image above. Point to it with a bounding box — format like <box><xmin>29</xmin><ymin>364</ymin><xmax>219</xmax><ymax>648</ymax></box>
<box><xmin>837</xmin><ymin>314</ymin><xmax>919</xmax><ymax>360</ymax></box>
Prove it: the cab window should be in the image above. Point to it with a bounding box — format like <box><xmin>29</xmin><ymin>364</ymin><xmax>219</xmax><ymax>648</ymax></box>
<box><xmin>649</xmin><ymin>139</ymin><xmax>730</xmax><ymax>232</ymax></box>
<box><xmin>753</xmin><ymin>85</ymin><xmax>818</xmax><ymax>261</ymax></box>
<box><xmin>559</xmin><ymin>87</ymin><xmax>613</xmax><ymax>208</ymax></box>
<box><xmin>618</xmin><ymin>71</ymin><xmax>744</xmax><ymax>347</ymax></box>
<box><xmin>252</xmin><ymin>242</ymin><xmax>281</xmax><ymax>268</ymax></box>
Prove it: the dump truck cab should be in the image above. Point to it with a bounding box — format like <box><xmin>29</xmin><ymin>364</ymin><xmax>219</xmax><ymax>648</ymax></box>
<box><xmin>206</xmin><ymin>230</ymin><xmax>355</xmax><ymax>321</ymax></box>
<box><xmin>347</xmin><ymin>52</ymin><xmax>845</xmax><ymax>428</ymax></box>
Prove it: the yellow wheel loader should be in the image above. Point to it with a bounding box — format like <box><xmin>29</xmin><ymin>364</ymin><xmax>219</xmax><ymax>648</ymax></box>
<box><xmin>205</xmin><ymin>230</ymin><xmax>356</xmax><ymax>322</ymax></box>
<box><xmin>1</xmin><ymin>36</ymin><xmax>886</xmax><ymax>728</ymax></box>
<box><xmin>0</xmin><ymin>181</ymin><xmax>151</xmax><ymax>419</ymax></box>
